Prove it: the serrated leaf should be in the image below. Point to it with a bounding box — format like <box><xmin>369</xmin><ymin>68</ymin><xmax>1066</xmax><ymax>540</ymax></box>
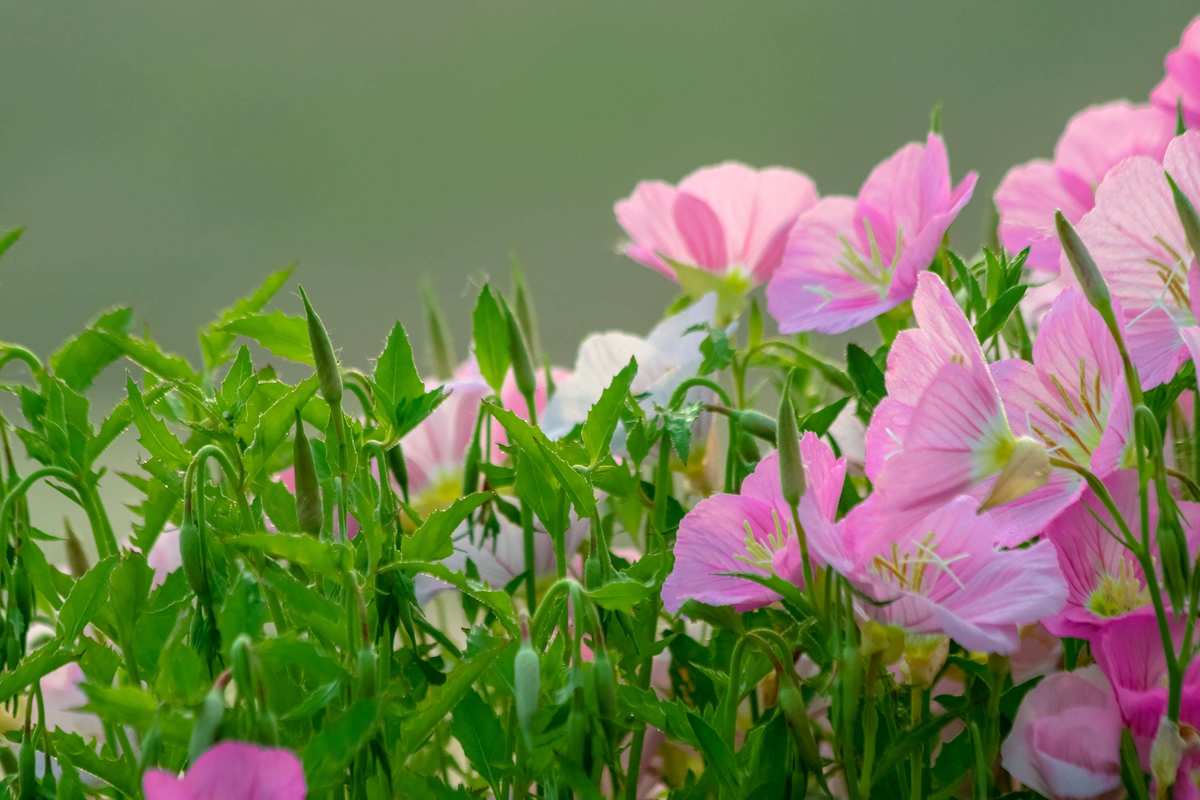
<box><xmin>50</xmin><ymin>307</ymin><xmax>133</xmax><ymax>391</ymax></box>
<box><xmin>228</xmin><ymin>532</ymin><xmax>349</xmax><ymax>573</ymax></box>
<box><xmin>387</xmin><ymin>561</ymin><xmax>517</xmax><ymax>636</ymax></box>
<box><xmin>665</xmin><ymin>402</ymin><xmax>701</xmax><ymax>461</ymax></box>
<box><xmin>200</xmin><ymin>266</ymin><xmax>295</xmax><ymax>369</ymax></box>
<box><xmin>405</xmin><ymin>492</ymin><xmax>493</xmax><ymax>562</ymax></box>
<box><xmin>688</xmin><ymin>711</ymin><xmax>740</xmax><ymax>789</ymax></box>
<box><xmin>373</xmin><ymin>321</ymin><xmax>425</xmax><ymax>430</ymax></box>
<box><xmin>302</xmin><ymin>700</ymin><xmax>381</xmax><ymax>789</ymax></box>
<box><xmin>222</xmin><ymin>311</ymin><xmax>313</xmax><ymax>364</ymax></box>
<box><xmin>472</xmin><ymin>285</ymin><xmax>510</xmax><ymax>392</ymax></box>
<box><xmin>488</xmin><ymin>400</ymin><xmax>596</xmax><ymax>520</ymax></box>
<box><xmin>581</xmin><ymin>357</ymin><xmax>637</xmax><ymax>463</ymax></box>
<box><xmin>585</xmin><ymin>576</ymin><xmax>653</xmax><ymax>612</ymax></box>
<box><xmin>58</xmin><ymin>555</ymin><xmax>118</xmax><ymax>642</ymax></box>
<box><xmin>244</xmin><ymin>375</ymin><xmax>319</xmax><ymax>479</ymax></box>
<box><xmin>393</xmin><ymin>386</ymin><xmax>449</xmax><ymax>440</ymax></box>
<box><xmin>126</xmin><ymin>377</ymin><xmax>190</xmax><ymax>467</ymax></box>
<box><xmin>0</xmin><ymin>640</ymin><xmax>79</xmax><ymax>702</ymax></box>
<box><xmin>99</xmin><ymin>329</ymin><xmax>199</xmax><ymax>383</ymax></box>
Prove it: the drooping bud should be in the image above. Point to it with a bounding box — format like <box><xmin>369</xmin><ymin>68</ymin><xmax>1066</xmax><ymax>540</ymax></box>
<box><xmin>731</xmin><ymin>408</ymin><xmax>777</xmax><ymax>444</ymax></box>
<box><xmin>386</xmin><ymin>444</ymin><xmax>409</xmax><ymax>504</ymax></box>
<box><xmin>776</xmin><ymin>370</ymin><xmax>805</xmax><ymax>508</ymax></box>
<box><xmin>1150</xmin><ymin>717</ymin><xmax>1184</xmax><ymax>794</ymax></box>
<box><xmin>514</xmin><ymin>617</ymin><xmax>540</xmax><ymax>746</ymax></box>
<box><xmin>178</xmin><ymin>515</ymin><xmax>210</xmax><ymax>605</ymax></box>
<box><xmin>1055</xmin><ymin>211</ymin><xmax>1113</xmax><ymax>315</ymax></box>
<box><xmin>583</xmin><ymin>553</ymin><xmax>602</xmax><ymax>590</ymax></box>
<box><xmin>777</xmin><ymin>670</ymin><xmax>822</xmax><ymax>773</ymax></box>
<box><xmin>230</xmin><ymin>635</ymin><xmax>254</xmax><ymax>708</ymax></box>
<box><xmin>979</xmin><ymin>436</ymin><xmax>1051</xmax><ymax>512</ymax></box>
<box><xmin>591</xmin><ymin>648</ymin><xmax>616</xmax><ymax>723</ymax></box>
<box><xmin>1158</xmin><ymin>505</ymin><xmax>1191</xmax><ymax>614</ymax></box>
<box><xmin>503</xmin><ymin>298</ymin><xmax>538</xmax><ymax>419</ymax></box>
<box><xmin>356</xmin><ymin>645</ymin><xmax>379</xmax><ymax>700</ymax></box>
<box><xmin>187</xmin><ymin>685</ymin><xmax>226</xmax><ymax>762</ymax></box>
<box><xmin>292</xmin><ymin>412</ymin><xmax>322</xmax><ymax>537</ymax></box>
<box><xmin>63</xmin><ymin>518</ymin><xmax>89</xmax><ymax>578</ymax></box>
<box><xmin>297</xmin><ymin>285</ymin><xmax>342</xmax><ymax>406</ymax></box>
<box><xmin>1167</xmin><ymin>172</ymin><xmax>1200</xmax><ymax>264</ymax></box>
<box><xmin>421</xmin><ymin>282</ymin><xmax>456</xmax><ymax>380</ymax></box>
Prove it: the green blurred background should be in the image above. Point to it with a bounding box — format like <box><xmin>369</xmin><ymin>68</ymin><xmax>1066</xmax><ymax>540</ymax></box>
<box><xmin>2</xmin><ymin>1</ymin><xmax>1196</xmax><ymax>379</ymax></box>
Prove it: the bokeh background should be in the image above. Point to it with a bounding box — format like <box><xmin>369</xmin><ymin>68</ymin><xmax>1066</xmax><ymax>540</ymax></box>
<box><xmin>0</xmin><ymin>2</ymin><xmax>1196</xmax><ymax>538</ymax></box>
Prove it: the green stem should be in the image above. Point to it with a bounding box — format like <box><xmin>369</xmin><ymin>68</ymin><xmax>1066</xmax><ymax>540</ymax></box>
<box><xmin>909</xmin><ymin>685</ymin><xmax>926</xmax><ymax>800</ymax></box>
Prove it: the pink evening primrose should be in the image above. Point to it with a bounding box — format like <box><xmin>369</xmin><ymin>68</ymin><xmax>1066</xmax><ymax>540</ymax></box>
<box><xmin>847</xmin><ymin>496</ymin><xmax>1066</xmax><ymax>654</ymax></box>
<box><xmin>862</xmin><ymin>273</ymin><xmax>1058</xmax><ymax>545</ymax></box>
<box><xmin>1069</xmin><ymin>130</ymin><xmax>1200</xmax><ymax>389</ymax></box>
<box><xmin>615</xmin><ymin>162</ymin><xmax>819</xmax><ymax>286</ymax></box>
<box><xmin>766</xmin><ymin>133</ymin><xmax>977</xmax><ymax>334</ymax></box>
<box><xmin>1152</xmin><ymin>16</ymin><xmax>1200</xmax><ymax>127</ymax></box>
<box><xmin>995</xmin><ymin>100</ymin><xmax>1174</xmax><ymax>274</ymax></box>
<box><xmin>660</xmin><ymin>433</ymin><xmax>847</xmax><ymax>613</ymax></box>
<box><xmin>1000</xmin><ymin>666</ymin><xmax>1123</xmax><ymax>800</ymax></box>
<box><xmin>143</xmin><ymin>741</ymin><xmax>306</xmax><ymax>800</ymax></box>
<box><xmin>1043</xmin><ymin>470</ymin><xmax>1200</xmax><ymax>641</ymax></box>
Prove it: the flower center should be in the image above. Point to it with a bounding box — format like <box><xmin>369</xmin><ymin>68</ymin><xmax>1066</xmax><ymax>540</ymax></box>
<box><xmin>1086</xmin><ymin>560</ymin><xmax>1148</xmax><ymax>618</ymax></box>
<box><xmin>1024</xmin><ymin>357</ymin><xmax>1109</xmax><ymax>466</ymax></box>
<box><xmin>735</xmin><ymin>509</ymin><xmax>789</xmax><ymax>573</ymax></box>
<box><xmin>834</xmin><ymin>217</ymin><xmax>903</xmax><ymax>298</ymax></box>
<box><xmin>871</xmin><ymin>533</ymin><xmax>968</xmax><ymax>595</ymax></box>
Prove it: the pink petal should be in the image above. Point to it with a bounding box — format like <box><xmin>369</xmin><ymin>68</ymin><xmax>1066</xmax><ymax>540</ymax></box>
<box><xmin>673</xmin><ymin>192</ymin><xmax>729</xmax><ymax>271</ymax></box>
<box><xmin>614</xmin><ymin>180</ymin><xmax>687</xmax><ymax>277</ymax></box>
<box><xmin>995</xmin><ymin>159</ymin><xmax>1087</xmax><ymax>273</ymax></box>
<box><xmin>145</xmin><ymin>742</ymin><xmax>307</xmax><ymax>800</ymax></box>
<box><xmin>1152</xmin><ymin>18</ymin><xmax>1200</xmax><ymax>125</ymax></box>
<box><xmin>1054</xmin><ymin>101</ymin><xmax>1174</xmax><ymax>197</ymax></box>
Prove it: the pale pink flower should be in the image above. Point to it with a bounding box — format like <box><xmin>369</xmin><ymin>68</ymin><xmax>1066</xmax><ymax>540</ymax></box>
<box><xmin>38</xmin><ymin>662</ymin><xmax>104</xmax><ymax>741</ymax></box>
<box><xmin>1043</xmin><ymin>471</ymin><xmax>1200</xmax><ymax>641</ymax></box>
<box><xmin>1000</xmin><ymin>666</ymin><xmax>1123</xmax><ymax>799</ymax></box>
<box><xmin>143</xmin><ymin>741</ymin><xmax>306</xmax><ymax>800</ymax></box>
<box><xmin>1152</xmin><ymin>16</ymin><xmax>1200</xmax><ymax>127</ymax></box>
<box><xmin>615</xmin><ymin>163</ymin><xmax>819</xmax><ymax>284</ymax></box>
<box><xmin>660</xmin><ymin>433</ymin><xmax>847</xmax><ymax>613</ymax></box>
<box><xmin>847</xmin><ymin>496</ymin><xmax>1066</xmax><ymax>654</ymax></box>
<box><xmin>995</xmin><ymin>101</ymin><xmax>1173</xmax><ymax>273</ymax></box>
<box><xmin>147</xmin><ymin>526</ymin><xmax>183</xmax><ymax>586</ymax></box>
<box><xmin>767</xmin><ymin>133</ymin><xmax>976</xmax><ymax>334</ymax></box>
<box><xmin>1010</xmin><ymin>624</ymin><xmax>1063</xmax><ymax>685</ymax></box>
<box><xmin>1070</xmin><ymin>130</ymin><xmax>1200</xmax><ymax>388</ymax></box>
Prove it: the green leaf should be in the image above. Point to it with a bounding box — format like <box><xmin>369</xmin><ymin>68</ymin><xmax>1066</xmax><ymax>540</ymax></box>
<box><xmin>581</xmin><ymin>357</ymin><xmax>637</xmax><ymax>463</ymax></box>
<box><xmin>50</xmin><ymin>307</ymin><xmax>133</xmax><ymax>391</ymax></box>
<box><xmin>200</xmin><ymin>266</ymin><xmax>295</xmax><ymax>369</ymax></box>
<box><xmin>50</xmin><ymin>731</ymin><xmax>139</xmax><ymax>797</ymax></box>
<box><xmin>155</xmin><ymin>629</ymin><xmax>209</xmax><ymax>705</ymax></box>
<box><xmin>488</xmin><ymin>400</ymin><xmax>596</xmax><ymax>520</ymax></box>
<box><xmin>0</xmin><ymin>226</ymin><xmax>24</xmax><ymax>260</ymax></box>
<box><xmin>973</xmin><ymin>284</ymin><xmax>1028</xmax><ymax>343</ymax></box>
<box><xmin>98</xmin><ymin>329</ymin><xmax>199</xmax><ymax>384</ymax></box>
<box><xmin>946</xmin><ymin>250</ymin><xmax>984</xmax><ymax>317</ymax></box>
<box><xmin>58</xmin><ymin>555</ymin><xmax>118</xmax><ymax>642</ymax></box>
<box><xmin>405</xmin><ymin>492</ymin><xmax>494</xmax><ymax>562</ymax></box>
<box><xmin>472</xmin><ymin>285</ymin><xmax>510</xmax><ymax>392</ymax></box>
<box><xmin>373</xmin><ymin>322</ymin><xmax>425</xmax><ymax>429</ymax></box>
<box><xmin>221</xmin><ymin>311</ymin><xmax>313</xmax><ymax>364</ymax></box>
<box><xmin>688</xmin><ymin>711</ymin><xmax>740</xmax><ymax>789</ymax></box>
<box><xmin>216</xmin><ymin>345</ymin><xmax>258</xmax><ymax>413</ymax></box>
<box><xmin>846</xmin><ymin>343</ymin><xmax>886</xmax><ymax>414</ymax></box>
<box><xmin>393</xmin><ymin>386</ymin><xmax>449</xmax><ymax>440</ymax></box>
<box><xmin>388</xmin><ymin>561</ymin><xmax>517</xmax><ymax>636</ymax></box>
<box><xmin>259</xmin><ymin>477</ymin><xmax>300</xmax><ymax>532</ymax></box>
<box><xmin>301</xmin><ymin>699</ymin><xmax>381</xmax><ymax>789</ymax></box>
<box><xmin>585</xmin><ymin>576</ymin><xmax>653</xmax><ymax>612</ymax></box>
<box><xmin>218</xmin><ymin>571</ymin><xmax>268</xmax><ymax>652</ymax></box>
<box><xmin>0</xmin><ymin>640</ymin><xmax>79</xmax><ymax>702</ymax></box>
<box><xmin>665</xmin><ymin>402</ymin><xmax>702</xmax><ymax>462</ymax></box>
<box><xmin>799</xmin><ymin>396</ymin><xmax>851</xmax><ymax>437</ymax></box>
<box><xmin>698</xmin><ymin>325</ymin><xmax>734</xmax><ymax>375</ymax></box>
<box><xmin>126</xmin><ymin>377</ymin><xmax>191</xmax><ymax>467</ymax></box>
<box><xmin>107</xmin><ymin>551</ymin><xmax>154</xmax><ymax>644</ymax></box>
<box><xmin>451</xmin><ymin>689</ymin><xmax>509</xmax><ymax>784</ymax></box>
<box><xmin>228</xmin><ymin>532</ymin><xmax>349</xmax><ymax>573</ymax></box>
<box><xmin>260</xmin><ymin>562</ymin><xmax>347</xmax><ymax>648</ymax></box>
<box><xmin>244</xmin><ymin>375</ymin><xmax>319</xmax><ymax>479</ymax></box>
<box><xmin>401</xmin><ymin>637</ymin><xmax>510</xmax><ymax>754</ymax></box>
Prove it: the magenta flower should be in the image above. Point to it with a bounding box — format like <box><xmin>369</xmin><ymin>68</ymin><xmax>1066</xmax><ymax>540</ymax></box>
<box><xmin>995</xmin><ymin>101</ymin><xmax>1173</xmax><ymax>273</ymax></box>
<box><xmin>143</xmin><ymin>741</ymin><xmax>306</xmax><ymax>800</ymax></box>
<box><xmin>1152</xmin><ymin>16</ymin><xmax>1200</xmax><ymax>127</ymax></box>
<box><xmin>1000</xmin><ymin>666</ymin><xmax>1123</xmax><ymax>799</ymax></box>
<box><xmin>847</xmin><ymin>496</ymin><xmax>1066</xmax><ymax>654</ymax></box>
<box><xmin>1043</xmin><ymin>471</ymin><xmax>1200</xmax><ymax>641</ymax></box>
<box><xmin>660</xmin><ymin>433</ymin><xmax>847</xmax><ymax>613</ymax></box>
<box><xmin>1071</xmin><ymin>130</ymin><xmax>1200</xmax><ymax>388</ymax></box>
<box><xmin>615</xmin><ymin>162</ymin><xmax>819</xmax><ymax>285</ymax></box>
<box><xmin>766</xmin><ymin>133</ymin><xmax>976</xmax><ymax>334</ymax></box>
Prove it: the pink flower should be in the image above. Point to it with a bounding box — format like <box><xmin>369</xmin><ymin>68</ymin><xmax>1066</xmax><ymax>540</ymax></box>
<box><xmin>143</xmin><ymin>741</ymin><xmax>306</xmax><ymax>800</ymax></box>
<box><xmin>1043</xmin><ymin>471</ymin><xmax>1200</xmax><ymax>640</ymax></box>
<box><xmin>1152</xmin><ymin>16</ymin><xmax>1200</xmax><ymax>127</ymax></box>
<box><xmin>1010</xmin><ymin>624</ymin><xmax>1063</xmax><ymax>685</ymax></box>
<box><xmin>1070</xmin><ymin>130</ymin><xmax>1200</xmax><ymax>388</ymax></box>
<box><xmin>615</xmin><ymin>162</ymin><xmax>819</xmax><ymax>285</ymax></box>
<box><xmin>660</xmin><ymin>433</ymin><xmax>847</xmax><ymax>613</ymax></box>
<box><xmin>1000</xmin><ymin>666</ymin><xmax>1123</xmax><ymax>799</ymax></box>
<box><xmin>995</xmin><ymin>101</ymin><xmax>1173</xmax><ymax>274</ymax></box>
<box><xmin>767</xmin><ymin>133</ymin><xmax>976</xmax><ymax>334</ymax></box>
<box><xmin>147</xmin><ymin>526</ymin><xmax>183</xmax><ymax>586</ymax></box>
<box><xmin>38</xmin><ymin>662</ymin><xmax>104</xmax><ymax>741</ymax></box>
<box><xmin>847</xmin><ymin>496</ymin><xmax>1066</xmax><ymax>653</ymax></box>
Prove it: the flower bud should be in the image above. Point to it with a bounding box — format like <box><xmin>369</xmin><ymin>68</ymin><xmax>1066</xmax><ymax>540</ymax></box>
<box><xmin>385</xmin><ymin>444</ymin><xmax>409</xmax><ymax>504</ymax></box>
<box><xmin>64</xmin><ymin>519</ymin><xmax>89</xmax><ymax>579</ymax></box>
<box><xmin>503</xmin><ymin>299</ymin><xmax>538</xmax><ymax>415</ymax></box>
<box><xmin>1167</xmin><ymin>172</ymin><xmax>1200</xmax><ymax>264</ymax></box>
<box><xmin>899</xmin><ymin>634</ymin><xmax>949</xmax><ymax>688</ymax></box>
<box><xmin>514</xmin><ymin>625</ymin><xmax>540</xmax><ymax>746</ymax></box>
<box><xmin>1150</xmin><ymin>717</ymin><xmax>1184</xmax><ymax>794</ymax></box>
<box><xmin>776</xmin><ymin>371</ymin><xmax>805</xmax><ymax>508</ymax></box>
<box><xmin>1055</xmin><ymin>211</ymin><xmax>1113</xmax><ymax>316</ymax></box>
<box><xmin>422</xmin><ymin>282</ymin><xmax>456</xmax><ymax>380</ymax></box>
<box><xmin>979</xmin><ymin>436</ymin><xmax>1051</xmax><ymax>512</ymax></box>
<box><xmin>356</xmin><ymin>646</ymin><xmax>379</xmax><ymax>700</ymax></box>
<box><xmin>18</xmin><ymin>725</ymin><xmax>36</xmax><ymax>800</ymax></box>
<box><xmin>292</xmin><ymin>412</ymin><xmax>322</xmax><ymax>537</ymax></box>
<box><xmin>230</xmin><ymin>635</ymin><xmax>254</xmax><ymax>705</ymax></box>
<box><xmin>731</xmin><ymin>408</ymin><xmax>777</xmax><ymax>444</ymax></box>
<box><xmin>298</xmin><ymin>285</ymin><xmax>342</xmax><ymax>406</ymax></box>
<box><xmin>178</xmin><ymin>516</ymin><xmax>210</xmax><ymax>605</ymax></box>
<box><xmin>187</xmin><ymin>686</ymin><xmax>225</xmax><ymax>762</ymax></box>
<box><xmin>777</xmin><ymin>671</ymin><xmax>822</xmax><ymax>773</ymax></box>
<box><xmin>511</xmin><ymin>265</ymin><xmax>543</xmax><ymax>367</ymax></box>
<box><xmin>592</xmin><ymin>649</ymin><xmax>616</xmax><ymax>723</ymax></box>
<box><xmin>1158</xmin><ymin>510</ymin><xmax>1191</xmax><ymax>613</ymax></box>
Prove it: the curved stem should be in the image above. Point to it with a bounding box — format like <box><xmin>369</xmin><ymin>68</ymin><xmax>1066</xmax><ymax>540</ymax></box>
<box><xmin>0</xmin><ymin>466</ymin><xmax>116</xmax><ymax>559</ymax></box>
<box><xmin>668</xmin><ymin>377</ymin><xmax>732</xmax><ymax>410</ymax></box>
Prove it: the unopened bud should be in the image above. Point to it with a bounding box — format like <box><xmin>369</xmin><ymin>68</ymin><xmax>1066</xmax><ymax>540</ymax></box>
<box><xmin>356</xmin><ymin>646</ymin><xmax>378</xmax><ymax>700</ymax></box>
<box><xmin>583</xmin><ymin>553</ymin><xmax>602</xmax><ymax>590</ymax></box>
<box><xmin>1159</xmin><ymin>510</ymin><xmax>1191</xmax><ymax>614</ymax></box>
<box><xmin>421</xmin><ymin>282</ymin><xmax>456</xmax><ymax>380</ymax></box>
<box><xmin>511</xmin><ymin>264</ymin><xmax>542</xmax><ymax>367</ymax></box>
<box><xmin>592</xmin><ymin>649</ymin><xmax>616</xmax><ymax>722</ymax></box>
<box><xmin>514</xmin><ymin>621</ymin><xmax>540</xmax><ymax>746</ymax></box>
<box><xmin>776</xmin><ymin>371</ymin><xmax>805</xmax><ymax>508</ymax></box>
<box><xmin>979</xmin><ymin>436</ymin><xmax>1050</xmax><ymax>512</ymax></box>
<box><xmin>187</xmin><ymin>686</ymin><xmax>225</xmax><ymax>762</ymax></box>
<box><xmin>1055</xmin><ymin>211</ymin><xmax>1113</xmax><ymax>315</ymax></box>
<box><xmin>1151</xmin><ymin>717</ymin><xmax>1185</xmax><ymax>794</ymax></box>
<box><xmin>899</xmin><ymin>634</ymin><xmax>949</xmax><ymax>688</ymax></box>
<box><xmin>178</xmin><ymin>516</ymin><xmax>210</xmax><ymax>605</ymax></box>
<box><xmin>63</xmin><ymin>519</ymin><xmax>89</xmax><ymax>578</ymax></box>
<box><xmin>503</xmin><ymin>299</ymin><xmax>538</xmax><ymax>416</ymax></box>
<box><xmin>777</xmin><ymin>671</ymin><xmax>822</xmax><ymax>773</ymax></box>
<box><xmin>230</xmin><ymin>635</ymin><xmax>254</xmax><ymax>705</ymax></box>
<box><xmin>292</xmin><ymin>412</ymin><xmax>322</xmax><ymax>537</ymax></box>
<box><xmin>732</xmin><ymin>408</ymin><xmax>777</xmax><ymax>444</ymax></box>
<box><xmin>298</xmin><ymin>285</ymin><xmax>343</xmax><ymax>406</ymax></box>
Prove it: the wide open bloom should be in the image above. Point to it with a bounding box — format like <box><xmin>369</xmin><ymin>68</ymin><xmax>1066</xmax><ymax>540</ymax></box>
<box><xmin>848</xmin><ymin>495</ymin><xmax>1066</xmax><ymax>654</ymax></box>
<box><xmin>862</xmin><ymin>272</ymin><xmax>1056</xmax><ymax>543</ymax></box>
<box><xmin>541</xmin><ymin>293</ymin><xmax>718</xmax><ymax>442</ymax></box>
<box><xmin>143</xmin><ymin>741</ymin><xmax>306</xmax><ymax>800</ymax></box>
<box><xmin>767</xmin><ymin>133</ymin><xmax>976</xmax><ymax>334</ymax></box>
<box><xmin>1071</xmin><ymin>130</ymin><xmax>1200</xmax><ymax>388</ymax></box>
<box><xmin>1152</xmin><ymin>16</ymin><xmax>1200</xmax><ymax>127</ymax></box>
<box><xmin>615</xmin><ymin>163</ymin><xmax>819</xmax><ymax>286</ymax></box>
<box><xmin>995</xmin><ymin>101</ymin><xmax>1173</xmax><ymax>274</ymax></box>
<box><xmin>660</xmin><ymin>432</ymin><xmax>847</xmax><ymax>613</ymax></box>
<box><xmin>1000</xmin><ymin>666</ymin><xmax>1123</xmax><ymax>800</ymax></box>
<box><xmin>1043</xmin><ymin>470</ymin><xmax>1200</xmax><ymax>641</ymax></box>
